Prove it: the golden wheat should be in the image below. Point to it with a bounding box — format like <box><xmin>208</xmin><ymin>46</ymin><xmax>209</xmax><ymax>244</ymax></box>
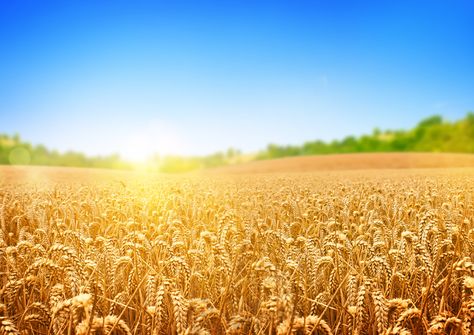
<box><xmin>1</xmin><ymin>168</ymin><xmax>474</xmax><ymax>334</ymax></box>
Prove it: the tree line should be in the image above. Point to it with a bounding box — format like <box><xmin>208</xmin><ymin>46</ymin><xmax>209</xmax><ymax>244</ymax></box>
<box><xmin>1</xmin><ymin>112</ymin><xmax>474</xmax><ymax>172</ymax></box>
<box><xmin>0</xmin><ymin>134</ymin><xmax>132</xmax><ymax>170</ymax></box>
<box><xmin>257</xmin><ymin>113</ymin><xmax>474</xmax><ymax>160</ymax></box>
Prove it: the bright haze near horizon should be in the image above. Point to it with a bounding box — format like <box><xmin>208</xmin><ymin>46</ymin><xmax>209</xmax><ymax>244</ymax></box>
<box><xmin>0</xmin><ymin>1</ymin><xmax>473</xmax><ymax>161</ymax></box>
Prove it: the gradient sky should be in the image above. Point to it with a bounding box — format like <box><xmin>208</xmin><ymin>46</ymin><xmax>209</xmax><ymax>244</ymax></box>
<box><xmin>1</xmin><ymin>0</ymin><xmax>473</xmax><ymax>160</ymax></box>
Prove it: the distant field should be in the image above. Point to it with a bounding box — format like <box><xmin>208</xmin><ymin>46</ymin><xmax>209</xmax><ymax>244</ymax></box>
<box><xmin>2</xmin><ymin>153</ymin><xmax>474</xmax><ymax>184</ymax></box>
<box><xmin>0</xmin><ymin>165</ymin><xmax>140</xmax><ymax>185</ymax></box>
<box><xmin>208</xmin><ymin>152</ymin><xmax>474</xmax><ymax>174</ymax></box>
<box><xmin>1</xmin><ymin>161</ymin><xmax>474</xmax><ymax>334</ymax></box>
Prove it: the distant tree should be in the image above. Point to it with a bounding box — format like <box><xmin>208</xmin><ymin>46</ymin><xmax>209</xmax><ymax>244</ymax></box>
<box><xmin>417</xmin><ymin>115</ymin><xmax>443</xmax><ymax>128</ymax></box>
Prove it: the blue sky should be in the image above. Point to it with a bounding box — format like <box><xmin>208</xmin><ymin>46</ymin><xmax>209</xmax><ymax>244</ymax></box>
<box><xmin>1</xmin><ymin>0</ymin><xmax>473</xmax><ymax>160</ymax></box>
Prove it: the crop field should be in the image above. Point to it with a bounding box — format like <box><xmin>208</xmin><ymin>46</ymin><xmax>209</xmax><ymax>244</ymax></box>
<box><xmin>1</xmin><ymin>163</ymin><xmax>474</xmax><ymax>334</ymax></box>
<box><xmin>208</xmin><ymin>153</ymin><xmax>474</xmax><ymax>174</ymax></box>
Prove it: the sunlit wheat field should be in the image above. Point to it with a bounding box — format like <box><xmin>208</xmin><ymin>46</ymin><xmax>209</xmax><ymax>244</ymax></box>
<box><xmin>2</xmin><ymin>0</ymin><xmax>474</xmax><ymax>333</ymax></box>
<box><xmin>1</xmin><ymin>160</ymin><xmax>474</xmax><ymax>335</ymax></box>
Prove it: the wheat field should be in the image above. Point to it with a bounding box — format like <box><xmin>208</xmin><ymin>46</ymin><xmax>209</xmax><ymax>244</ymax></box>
<box><xmin>1</xmin><ymin>165</ymin><xmax>474</xmax><ymax>334</ymax></box>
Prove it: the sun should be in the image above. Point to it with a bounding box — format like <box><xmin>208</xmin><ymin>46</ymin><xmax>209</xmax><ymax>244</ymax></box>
<box><xmin>120</xmin><ymin>121</ymin><xmax>185</xmax><ymax>165</ymax></box>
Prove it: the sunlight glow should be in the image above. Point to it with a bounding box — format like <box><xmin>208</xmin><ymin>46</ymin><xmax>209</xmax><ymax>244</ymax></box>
<box><xmin>120</xmin><ymin>120</ymin><xmax>185</xmax><ymax>162</ymax></box>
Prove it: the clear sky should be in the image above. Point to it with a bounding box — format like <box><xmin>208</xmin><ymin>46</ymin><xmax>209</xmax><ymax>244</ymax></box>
<box><xmin>1</xmin><ymin>0</ymin><xmax>473</xmax><ymax>161</ymax></box>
